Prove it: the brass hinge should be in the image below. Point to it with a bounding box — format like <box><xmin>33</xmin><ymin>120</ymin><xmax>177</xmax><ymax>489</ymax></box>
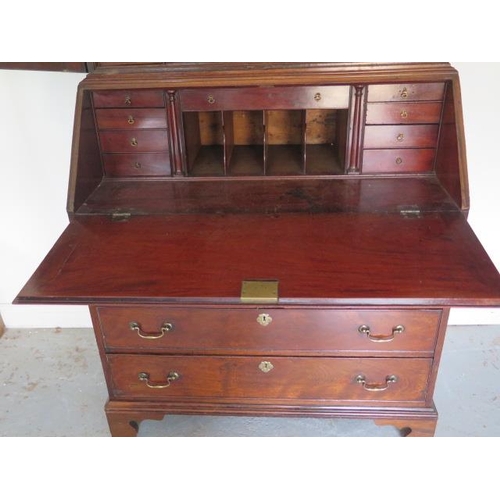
<box><xmin>399</xmin><ymin>205</ymin><xmax>422</xmax><ymax>218</ymax></box>
<box><xmin>110</xmin><ymin>212</ymin><xmax>132</xmax><ymax>221</ymax></box>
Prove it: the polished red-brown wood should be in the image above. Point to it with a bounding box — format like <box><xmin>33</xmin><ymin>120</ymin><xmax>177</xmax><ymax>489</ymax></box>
<box><xmin>180</xmin><ymin>86</ymin><xmax>350</xmax><ymax>111</ymax></box>
<box><xmin>95</xmin><ymin>108</ymin><xmax>167</xmax><ymax>129</ymax></box>
<box><xmin>67</xmin><ymin>91</ymin><xmax>102</xmax><ymax>213</ymax></box>
<box><xmin>16</xmin><ymin>63</ymin><xmax>500</xmax><ymax>437</ymax></box>
<box><xmin>108</xmin><ymin>354</ymin><xmax>432</xmax><ymax>403</ymax></box>
<box><xmin>15</xmin><ymin>212</ymin><xmax>500</xmax><ymax>306</ymax></box>
<box><xmin>76</xmin><ymin>177</ymin><xmax>459</xmax><ymax>215</ymax></box>
<box><xmin>102</xmin><ymin>153</ymin><xmax>171</xmax><ymax>177</ymax></box>
<box><xmin>362</xmin><ymin>149</ymin><xmax>435</xmax><ymax>174</ymax></box>
<box><xmin>366</xmin><ymin>102</ymin><xmax>442</xmax><ymax>124</ymax></box>
<box><xmin>104</xmin><ymin>399</ymin><xmax>439</xmax><ymax>437</ymax></box>
<box><xmin>348</xmin><ymin>85</ymin><xmax>366</xmax><ymax>172</ymax></box>
<box><xmin>367</xmin><ymin>83</ymin><xmax>445</xmax><ymax>102</ymax></box>
<box><xmin>435</xmin><ymin>82</ymin><xmax>468</xmax><ymax>212</ymax></box>
<box><xmin>364</xmin><ymin>124</ymin><xmax>439</xmax><ymax>149</ymax></box>
<box><xmin>96</xmin><ymin>306</ymin><xmax>441</xmax><ymax>355</ymax></box>
<box><xmin>93</xmin><ymin>90</ymin><xmax>165</xmax><ymax>108</ymax></box>
<box><xmin>99</xmin><ymin>130</ymin><xmax>169</xmax><ymax>153</ymax></box>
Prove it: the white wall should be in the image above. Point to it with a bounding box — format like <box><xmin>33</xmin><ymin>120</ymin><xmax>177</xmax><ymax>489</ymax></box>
<box><xmin>1</xmin><ymin>64</ymin><xmax>499</xmax><ymax>328</ymax></box>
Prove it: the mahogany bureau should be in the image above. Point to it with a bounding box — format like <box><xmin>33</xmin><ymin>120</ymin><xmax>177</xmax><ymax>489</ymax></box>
<box><xmin>16</xmin><ymin>63</ymin><xmax>500</xmax><ymax>437</ymax></box>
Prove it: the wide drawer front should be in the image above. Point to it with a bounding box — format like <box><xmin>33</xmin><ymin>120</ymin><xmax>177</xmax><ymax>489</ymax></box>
<box><xmin>179</xmin><ymin>86</ymin><xmax>350</xmax><ymax>111</ymax></box>
<box><xmin>367</xmin><ymin>83</ymin><xmax>445</xmax><ymax>102</ymax></box>
<box><xmin>96</xmin><ymin>109</ymin><xmax>167</xmax><ymax>129</ymax></box>
<box><xmin>366</xmin><ymin>102</ymin><xmax>442</xmax><ymax>125</ymax></box>
<box><xmin>97</xmin><ymin>307</ymin><xmax>441</xmax><ymax>355</ymax></box>
<box><xmin>103</xmin><ymin>153</ymin><xmax>171</xmax><ymax>177</ymax></box>
<box><xmin>108</xmin><ymin>354</ymin><xmax>432</xmax><ymax>403</ymax></box>
<box><xmin>362</xmin><ymin>149</ymin><xmax>435</xmax><ymax>174</ymax></box>
<box><xmin>93</xmin><ymin>90</ymin><xmax>165</xmax><ymax>108</ymax></box>
<box><xmin>364</xmin><ymin>125</ymin><xmax>439</xmax><ymax>149</ymax></box>
<box><xmin>99</xmin><ymin>130</ymin><xmax>169</xmax><ymax>153</ymax></box>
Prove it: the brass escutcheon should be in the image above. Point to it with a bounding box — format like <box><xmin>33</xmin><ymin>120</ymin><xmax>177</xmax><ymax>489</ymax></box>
<box><xmin>396</xmin><ymin>157</ymin><xmax>403</xmax><ymax>165</ymax></box>
<box><xmin>124</xmin><ymin>96</ymin><xmax>132</xmax><ymax>105</ymax></box>
<box><xmin>400</xmin><ymin>87</ymin><xmax>409</xmax><ymax>99</ymax></box>
<box><xmin>257</xmin><ymin>313</ymin><xmax>273</xmax><ymax>326</ymax></box>
<box><xmin>259</xmin><ymin>361</ymin><xmax>274</xmax><ymax>373</ymax></box>
<box><xmin>396</xmin><ymin>133</ymin><xmax>404</xmax><ymax>142</ymax></box>
<box><xmin>127</xmin><ymin>115</ymin><xmax>135</xmax><ymax>124</ymax></box>
<box><xmin>134</xmin><ymin>162</ymin><xmax>142</xmax><ymax>169</ymax></box>
<box><xmin>130</xmin><ymin>137</ymin><xmax>138</xmax><ymax>147</ymax></box>
<box><xmin>314</xmin><ymin>92</ymin><xmax>322</xmax><ymax>101</ymax></box>
<box><xmin>400</xmin><ymin>110</ymin><xmax>408</xmax><ymax>118</ymax></box>
<box><xmin>207</xmin><ymin>95</ymin><xmax>215</xmax><ymax>104</ymax></box>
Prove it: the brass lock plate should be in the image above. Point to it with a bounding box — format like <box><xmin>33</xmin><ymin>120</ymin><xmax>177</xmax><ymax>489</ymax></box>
<box><xmin>240</xmin><ymin>280</ymin><xmax>279</xmax><ymax>304</ymax></box>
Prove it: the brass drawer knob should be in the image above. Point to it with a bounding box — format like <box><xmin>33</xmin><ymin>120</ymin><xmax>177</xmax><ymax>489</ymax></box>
<box><xmin>127</xmin><ymin>115</ymin><xmax>135</xmax><ymax>125</ymax></box>
<box><xmin>395</xmin><ymin>157</ymin><xmax>403</xmax><ymax>165</ymax></box>
<box><xmin>396</xmin><ymin>133</ymin><xmax>404</xmax><ymax>142</ymax></box>
<box><xmin>314</xmin><ymin>92</ymin><xmax>322</xmax><ymax>101</ymax></box>
<box><xmin>124</xmin><ymin>96</ymin><xmax>132</xmax><ymax>106</ymax></box>
<box><xmin>400</xmin><ymin>110</ymin><xmax>408</xmax><ymax>118</ymax></box>
<box><xmin>400</xmin><ymin>87</ymin><xmax>409</xmax><ymax>99</ymax></box>
<box><xmin>358</xmin><ymin>324</ymin><xmax>405</xmax><ymax>342</ymax></box>
<box><xmin>134</xmin><ymin>162</ymin><xmax>142</xmax><ymax>169</ymax></box>
<box><xmin>130</xmin><ymin>137</ymin><xmax>138</xmax><ymax>147</ymax></box>
<box><xmin>356</xmin><ymin>374</ymin><xmax>398</xmax><ymax>392</ymax></box>
<box><xmin>257</xmin><ymin>313</ymin><xmax>272</xmax><ymax>326</ymax></box>
<box><xmin>207</xmin><ymin>95</ymin><xmax>215</xmax><ymax>104</ymax></box>
<box><xmin>138</xmin><ymin>371</ymin><xmax>180</xmax><ymax>389</ymax></box>
<box><xmin>129</xmin><ymin>321</ymin><xmax>174</xmax><ymax>339</ymax></box>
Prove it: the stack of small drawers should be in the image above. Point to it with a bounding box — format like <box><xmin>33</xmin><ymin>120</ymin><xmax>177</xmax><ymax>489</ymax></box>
<box><xmin>362</xmin><ymin>83</ymin><xmax>445</xmax><ymax>174</ymax></box>
<box><xmin>93</xmin><ymin>90</ymin><xmax>170</xmax><ymax>177</ymax></box>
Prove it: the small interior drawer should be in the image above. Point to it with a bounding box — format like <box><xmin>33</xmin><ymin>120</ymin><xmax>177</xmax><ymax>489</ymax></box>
<box><xmin>367</xmin><ymin>83</ymin><xmax>445</xmax><ymax>102</ymax></box>
<box><xmin>99</xmin><ymin>130</ymin><xmax>169</xmax><ymax>153</ymax></box>
<box><xmin>366</xmin><ymin>102</ymin><xmax>442</xmax><ymax>125</ymax></box>
<box><xmin>96</xmin><ymin>109</ymin><xmax>167</xmax><ymax>129</ymax></box>
<box><xmin>179</xmin><ymin>86</ymin><xmax>350</xmax><ymax>111</ymax></box>
<box><xmin>108</xmin><ymin>354</ymin><xmax>433</xmax><ymax>403</ymax></box>
<box><xmin>103</xmin><ymin>153</ymin><xmax>171</xmax><ymax>177</ymax></box>
<box><xmin>364</xmin><ymin>125</ymin><xmax>439</xmax><ymax>149</ymax></box>
<box><xmin>93</xmin><ymin>90</ymin><xmax>165</xmax><ymax>108</ymax></box>
<box><xmin>362</xmin><ymin>149</ymin><xmax>435</xmax><ymax>174</ymax></box>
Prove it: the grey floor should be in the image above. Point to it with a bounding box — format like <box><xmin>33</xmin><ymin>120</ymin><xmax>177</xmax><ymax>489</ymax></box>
<box><xmin>1</xmin><ymin>325</ymin><xmax>499</xmax><ymax>437</ymax></box>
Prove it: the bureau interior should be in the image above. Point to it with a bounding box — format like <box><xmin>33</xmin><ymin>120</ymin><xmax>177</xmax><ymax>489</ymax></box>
<box><xmin>182</xmin><ymin>108</ymin><xmax>348</xmax><ymax>176</ymax></box>
<box><xmin>69</xmin><ymin>81</ymin><xmax>465</xmax><ymax>216</ymax></box>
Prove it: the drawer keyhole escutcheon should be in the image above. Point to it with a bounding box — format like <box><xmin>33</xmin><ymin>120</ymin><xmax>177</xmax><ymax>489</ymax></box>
<box><xmin>129</xmin><ymin>321</ymin><xmax>174</xmax><ymax>339</ymax></box>
<box><xmin>396</xmin><ymin>157</ymin><xmax>403</xmax><ymax>165</ymax></box>
<box><xmin>400</xmin><ymin>110</ymin><xmax>408</xmax><ymax>118</ymax></box>
<box><xmin>358</xmin><ymin>324</ymin><xmax>405</xmax><ymax>342</ymax></box>
<box><xmin>138</xmin><ymin>371</ymin><xmax>180</xmax><ymax>389</ymax></box>
<box><xmin>356</xmin><ymin>374</ymin><xmax>398</xmax><ymax>392</ymax></box>
<box><xmin>314</xmin><ymin>92</ymin><xmax>322</xmax><ymax>101</ymax></box>
<box><xmin>127</xmin><ymin>115</ymin><xmax>135</xmax><ymax>124</ymax></box>
<box><xmin>259</xmin><ymin>361</ymin><xmax>274</xmax><ymax>373</ymax></box>
<box><xmin>400</xmin><ymin>87</ymin><xmax>409</xmax><ymax>99</ymax></box>
<box><xmin>396</xmin><ymin>133</ymin><xmax>404</xmax><ymax>142</ymax></box>
<box><xmin>207</xmin><ymin>95</ymin><xmax>215</xmax><ymax>104</ymax></box>
<box><xmin>134</xmin><ymin>162</ymin><xmax>142</xmax><ymax>169</ymax></box>
<box><xmin>257</xmin><ymin>313</ymin><xmax>273</xmax><ymax>326</ymax></box>
<box><xmin>124</xmin><ymin>96</ymin><xmax>132</xmax><ymax>106</ymax></box>
<box><xmin>130</xmin><ymin>137</ymin><xmax>138</xmax><ymax>147</ymax></box>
